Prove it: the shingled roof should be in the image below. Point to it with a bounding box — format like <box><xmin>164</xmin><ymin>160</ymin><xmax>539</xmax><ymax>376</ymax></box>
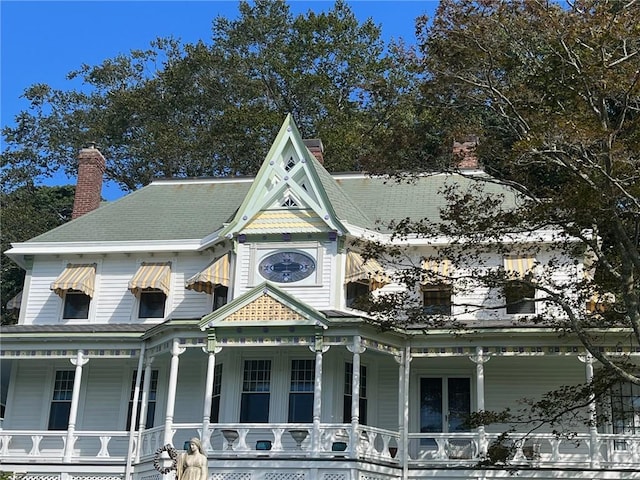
<box><xmin>25</xmin><ymin>170</ymin><xmax>518</xmax><ymax>244</ymax></box>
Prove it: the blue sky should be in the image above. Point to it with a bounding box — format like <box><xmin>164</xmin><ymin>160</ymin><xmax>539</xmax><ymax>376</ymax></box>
<box><xmin>1</xmin><ymin>0</ymin><xmax>437</xmax><ymax>199</ymax></box>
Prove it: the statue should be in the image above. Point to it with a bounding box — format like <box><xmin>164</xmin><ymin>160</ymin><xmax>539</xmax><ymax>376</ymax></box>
<box><xmin>176</xmin><ymin>437</ymin><xmax>208</xmax><ymax>480</ymax></box>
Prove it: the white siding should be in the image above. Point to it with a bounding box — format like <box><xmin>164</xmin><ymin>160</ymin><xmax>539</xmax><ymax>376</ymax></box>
<box><xmin>173</xmin><ymin>350</ymin><xmax>207</xmax><ymax>423</ymax></box>
<box><xmin>484</xmin><ymin>356</ymin><xmax>586</xmax><ymax>433</ymax></box>
<box><xmin>80</xmin><ymin>363</ymin><xmax>129</xmax><ymax>430</ymax></box>
<box><xmin>23</xmin><ymin>258</ymin><xmax>66</xmax><ymax>325</ymax></box>
<box><xmin>235</xmin><ymin>241</ymin><xmax>335</xmax><ymax>310</ymax></box>
<box><xmin>4</xmin><ymin>362</ymin><xmax>49</xmax><ymax>429</ymax></box>
<box><xmin>172</xmin><ymin>255</ymin><xmax>216</xmax><ymax>319</ymax></box>
<box><xmin>375</xmin><ymin>359</ymin><xmax>400</xmax><ymax>430</ymax></box>
<box><xmin>94</xmin><ymin>256</ymin><xmax>136</xmax><ymax>323</ymax></box>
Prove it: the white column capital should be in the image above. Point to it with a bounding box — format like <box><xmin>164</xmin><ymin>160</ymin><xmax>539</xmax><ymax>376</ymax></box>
<box><xmin>347</xmin><ymin>335</ymin><xmax>366</xmax><ymax>354</ymax></box>
<box><xmin>578</xmin><ymin>353</ymin><xmax>595</xmax><ymax>364</ymax></box>
<box><xmin>171</xmin><ymin>339</ymin><xmax>186</xmax><ymax>357</ymax></box>
<box><xmin>70</xmin><ymin>350</ymin><xmax>89</xmax><ymax>367</ymax></box>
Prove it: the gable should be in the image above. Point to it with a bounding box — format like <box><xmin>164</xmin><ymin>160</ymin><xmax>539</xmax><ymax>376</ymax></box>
<box><xmin>220</xmin><ymin>115</ymin><xmax>348</xmax><ymax>238</ymax></box>
<box><xmin>200</xmin><ymin>281</ymin><xmax>328</xmax><ymax>329</ymax></box>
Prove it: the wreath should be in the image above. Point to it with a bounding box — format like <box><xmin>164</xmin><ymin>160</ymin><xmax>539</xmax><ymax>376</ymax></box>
<box><xmin>153</xmin><ymin>443</ymin><xmax>178</xmax><ymax>474</ymax></box>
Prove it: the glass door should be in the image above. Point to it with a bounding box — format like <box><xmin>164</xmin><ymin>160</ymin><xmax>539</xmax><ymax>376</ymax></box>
<box><xmin>420</xmin><ymin>377</ymin><xmax>471</xmax><ymax>434</ymax></box>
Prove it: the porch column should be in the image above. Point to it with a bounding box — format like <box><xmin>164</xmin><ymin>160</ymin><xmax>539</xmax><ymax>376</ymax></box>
<box><xmin>579</xmin><ymin>353</ymin><xmax>600</xmax><ymax>468</ymax></box>
<box><xmin>347</xmin><ymin>335</ymin><xmax>366</xmax><ymax>457</ymax></box>
<box><xmin>164</xmin><ymin>339</ymin><xmax>186</xmax><ymax>445</ymax></box>
<box><xmin>135</xmin><ymin>355</ymin><xmax>155</xmax><ymax>463</ymax></box>
<box><xmin>470</xmin><ymin>346</ymin><xmax>490</xmax><ymax>457</ymax></box>
<box><xmin>201</xmin><ymin>346</ymin><xmax>221</xmax><ymax>452</ymax></box>
<box><xmin>64</xmin><ymin>350</ymin><xmax>89</xmax><ymax>462</ymax></box>
<box><xmin>400</xmin><ymin>346</ymin><xmax>411</xmax><ymax>479</ymax></box>
<box><xmin>311</xmin><ymin>333</ymin><xmax>329</xmax><ymax>454</ymax></box>
<box><xmin>126</xmin><ymin>344</ymin><xmax>146</xmax><ymax>480</ymax></box>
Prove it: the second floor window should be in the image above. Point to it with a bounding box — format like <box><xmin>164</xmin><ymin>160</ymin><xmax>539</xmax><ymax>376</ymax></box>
<box><xmin>138</xmin><ymin>289</ymin><xmax>166</xmax><ymax>318</ymax></box>
<box><xmin>63</xmin><ymin>290</ymin><xmax>91</xmax><ymax>319</ymax></box>
<box><xmin>346</xmin><ymin>281</ymin><xmax>370</xmax><ymax>308</ymax></box>
<box><xmin>504</xmin><ymin>282</ymin><xmax>535</xmax><ymax>314</ymax></box>
<box><xmin>422</xmin><ymin>285</ymin><xmax>452</xmax><ymax>315</ymax></box>
<box><xmin>213</xmin><ymin>286</ymin><xmax>229</xmax><ymax>311</ymax></box>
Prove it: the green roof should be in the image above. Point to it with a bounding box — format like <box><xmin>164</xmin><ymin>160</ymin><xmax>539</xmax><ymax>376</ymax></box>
<box><xmin>337</xmin><ymin>173</ymin><xmax>518</xmax><ymax>233</ymax></box>
<box><xmin>30</xmin><ymin>180</ymin><xmax>251</xmax><ymax>242</ymax></box>
<box><xmin>26</xmin><ymin>171</ymin><xmax>518</xmax><ymax>243</ymax></box>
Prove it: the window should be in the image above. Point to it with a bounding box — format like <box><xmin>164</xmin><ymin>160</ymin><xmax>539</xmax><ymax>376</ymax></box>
<box><xmin>284</xmin><ymin>156</ymin><xmax>297</xmax><ymax>172</ymax></box>
<box><xmin>609</xmin><ymin>381</ymin><xmax>640</xmax><ymax>449</ymax></box>
<box><xmin>343</xmin><ymin>362</ymin><xmax>367</xmax><ymax>425</ymax></box>
<box><xmin>49</xmin><ymin>370</ymin><xmax>74</xmax><ymax>430</ymax></box>
<box><xmin>289</xmin><ymin>359</ymin><xmax>314</xmax><ymax>423</ymax></box>
<box><xmin>422</xmin><ymin>286</ymin><xmax>452</xmax><ymax>315</ymax></box>
<box><xmin>138</xmin><ymin>289</ymin><xmax>166</xmax><ymax>318</ymax></box>
<box><xmin>281</xmin><ymin>196</ymin><xmax>298</xmax><ymax>207</ymax></box>
<box><xmin>504</xmin><ymin>282</ymin><xmax>535</xmax><ymax>314</ymax></box>
<box><xmin>126</xmin><ymin>370</ymin><xmax>158</xmax><ymax>430</ymax></box>
<box><xmin>63</xmin><ymin>290</ymin><xmax>91</xmax><ymax>319</ymax></box>
<box><xmin>213</xmin><ymin>286</ymin><xmax>228</xmax><ymax>311</ymax></box>
<box><xmin>346</xmin><ymin>282</ymin><xmax>370</xmax><ymax>308</ymax></box>
<box><xmin>210</xmin><ymin>364</ymin><xmax>223</xmax><ymax>423</ymax></box>
<box><xmin>240</xmin><ymin>360</ymin><xmax>271</xmax><ymax>423</ymax></box>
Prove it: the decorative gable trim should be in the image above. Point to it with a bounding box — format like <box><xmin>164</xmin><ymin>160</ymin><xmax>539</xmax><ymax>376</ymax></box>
<box><xmin>241</xmin><ymin>210</ymin><xmax>328</xmax><ymax>234</ymax></box>
<box><xmin>223</xmin><ymin>294</ymin><xmax>304</xmax><ymax>322</ymax></box>
<box><xmin>199</xmin><ymin>281</ymin><xmax>328</xmax><ymax>330</ymax></box>
<box><xmin>219</xmin><ymin>115</ymin><xmax>347</xmax><ymax>239</ymax></box>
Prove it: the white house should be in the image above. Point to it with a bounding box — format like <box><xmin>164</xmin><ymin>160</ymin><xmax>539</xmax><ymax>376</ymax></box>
<box><xmin>1</xmin><ymin>116</ymin><xmax>638</xmax><ymax>480</ymax></box>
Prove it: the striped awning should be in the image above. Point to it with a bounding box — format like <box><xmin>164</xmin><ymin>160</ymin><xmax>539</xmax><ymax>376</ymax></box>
<box><xmin>504</xmin><ymin>256</ymin><xmax>535</xmax><ymax>278</ymax></box>
<box><xmin>421</xmin><ymin>259</ymin><xmax>451</xmax><ymax>284</ymax></box>
<box><xmin>6</xmin><ymin>290</ymin><xmax>22</xmax><ymax>310</ymax></box>
<box><xmin>129</xmin><ymin>262</ymin><xmax>171</xmax><ymax>296</ymax></box>
<box><xmin>51</xmin><ymin>264</ymin><xmax>97</xmax><ymax>298</ymax></box>
<box><xmin>345</xmin><ymin>251</ymin><xmax>388</xmax><ymax>290</ymax></box>
<box><xmin>185</xmin><ymin>255</ymin><xmax>230</xmax><ymax>294</ymax></box>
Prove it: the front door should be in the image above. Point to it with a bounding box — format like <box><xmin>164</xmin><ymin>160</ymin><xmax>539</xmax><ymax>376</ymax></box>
<box><xmin>420</xmin><ymin>377</ymin><xmax>471</xmax><ymax>435</ymax></box>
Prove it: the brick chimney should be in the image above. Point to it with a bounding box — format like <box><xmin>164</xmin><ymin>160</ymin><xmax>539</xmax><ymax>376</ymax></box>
<box><xmin>453</xmin><ymin>135</ymin><xmax>479</xmax><ymax>169</ymax></box>
<box><xmin>72</xmin><ymin>145</ymin><xmax>105</xmax><ymax>219</ymax></box>
<box><xmin>303</xmin><ymin>138</ymin><xmax>324</xmax><ymax>164</ymax></box>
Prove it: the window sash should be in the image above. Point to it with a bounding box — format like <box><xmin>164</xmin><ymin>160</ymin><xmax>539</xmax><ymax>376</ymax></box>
<box><xmin>422</xmin><ymin>286</ymin><xmax>452</xmax><ymax>315</ymax></box>
<box><xmin>288</xmin><ymin>360</ymin><xmax>314</xmax><ymax>423</ymax></box>
<box><xmin>210</xmin><ymin>364</ymin><xmax>223</xmax><ymax>423</ymax></box>
<box><xmin>240</xmin><ymin>360</ymin><xmax>271</xmax><ymax>423</ymax></box>
<box><xmin>63</xmin><ymin>290</ymin><xmax>91</xmax><ymax>319</ymax></box>
<box><xmin>505</xmin><ymin>282</ymin><xmax>536</xmax><ymax>314</ymax></box>
<box><xmin>138</xmin><ymin>289</ymin><xmax>166</xmax><ymax>318</ymax></box>
<box><xmin>343</xmin><ymin>362</ymin><xmax>367</xmax><ymax>425</ymax></box>
<box><xmin>49</xmin><ymin>371</ymin><xmax>75</xmax><ymax>430</ymax></box>
<box><xmin>127</xmin><ymin>369</ymin><xmax>158</xmax><ymax>430</ymax></box>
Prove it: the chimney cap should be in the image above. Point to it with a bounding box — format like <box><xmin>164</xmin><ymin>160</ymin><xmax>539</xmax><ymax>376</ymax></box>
<box><xmin>303</xmin><ymin>138</ymin><xmax>324</xmax><ymax>152</ymax></box>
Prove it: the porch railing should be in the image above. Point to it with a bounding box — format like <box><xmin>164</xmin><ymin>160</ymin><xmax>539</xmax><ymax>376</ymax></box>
<box><xmin>138</xmin><ymin>423</ymin><xmax>399</xmax><ymax>462</ymax></box>
<box><xmin>0</xmin><ymin>430</ymin><xmax>131</xmax><ymax>462</ymax></box>
<box><xmin>407</xmin><ymin>431</ymin><xmax>640</xmax><ymax>468</ymax></box>
<box><xmin>1</xmin><ymin>426</ymin><xmax>638</xmax><ymax>470</ymax></box>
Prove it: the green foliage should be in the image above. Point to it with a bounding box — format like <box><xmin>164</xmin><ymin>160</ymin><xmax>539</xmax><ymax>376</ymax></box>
<box><xmin>409</xmin><ymin>0</ymin><xmax>639</xmax><ymax>379</ymax></box>
<box><xmin>1</xmin><ymin>0</ymin><xmax>431</xmax><ymax>191</ymax></box>
<box><xmin>1</xmin><ymin>185</ymin><xmax>75</xmax><ymax>324</ymax></box>
<box><xmin>355</xmin><ymin>0</ymin><xmax>640</xmax><ymax>451</ymax></box>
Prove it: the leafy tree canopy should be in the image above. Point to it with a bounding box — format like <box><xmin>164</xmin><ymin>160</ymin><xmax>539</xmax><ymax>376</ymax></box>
<box><xmin>1</xmin><ymin>185</ymin><xmax>75</xmax><ymax>324</ymax></box>
<box><xmin>1</xmin><ymin>0</ymin><xmax>436</xmax><ymax>192</ymax></box>
<box><xmin>357</xmin><ymin>0</ymin><xmax>639</xmax><ymax>447</ymax></box>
